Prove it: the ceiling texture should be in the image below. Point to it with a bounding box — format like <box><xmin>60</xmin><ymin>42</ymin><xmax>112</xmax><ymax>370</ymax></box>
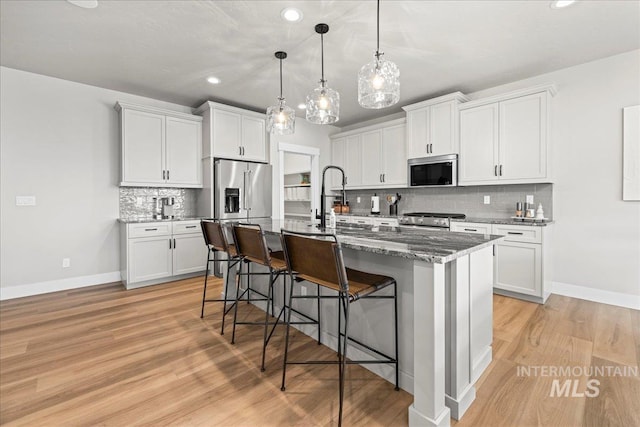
<box><xmin>1</xmin><ymin>0</ymin><xmax>639</xmax><ymax>126</ymax></box>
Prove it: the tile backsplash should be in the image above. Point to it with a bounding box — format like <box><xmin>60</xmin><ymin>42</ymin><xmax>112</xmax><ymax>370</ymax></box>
<box><xmin>344</xmin><ymin>183</ymin><xmax>553</xmax><ymax>219</ymax></box>
<box><xmin>119</xmin><ymin>187</ymin><xmax>198</xmax><ymax>220</ymax></box>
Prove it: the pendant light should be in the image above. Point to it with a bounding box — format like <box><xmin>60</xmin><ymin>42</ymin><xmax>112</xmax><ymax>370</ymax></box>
<box><xmin>306</xmin><ymin>23</ymin><xmax>340</xmax><ymax>125</ymax></box>
<box><xmin>267</xmin><ymin>51</ymin><xmax>295</xmax><ymax>135</ymax></box>
<box><xmin>358</xmin><ymin>0</ymin><xmax>400</xmax><ymax>109</ymax></box>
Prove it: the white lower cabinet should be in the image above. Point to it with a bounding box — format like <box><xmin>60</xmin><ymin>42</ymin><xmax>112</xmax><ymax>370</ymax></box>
<box><xmin>450</xmin><ymin>221</ymin><xmax>551</xmax><ymax>303</ymax></box>
<box><xmin>121</xmin><ymin>220</ymin><xmax>206</xmax><ymax>289</ymax></box>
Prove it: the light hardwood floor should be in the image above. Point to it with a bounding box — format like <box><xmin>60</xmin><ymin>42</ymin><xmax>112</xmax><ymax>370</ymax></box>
<box><xmin>1</xmin><ymin>277</ymin><xmax>638</xmax><ymax>426</ymax></box>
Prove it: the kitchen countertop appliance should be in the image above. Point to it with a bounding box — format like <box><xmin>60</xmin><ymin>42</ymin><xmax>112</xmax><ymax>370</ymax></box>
<box><xmin>399</xmin><ymin>212</ymin><xmax>466</xmax><ymax>230</ymax></box>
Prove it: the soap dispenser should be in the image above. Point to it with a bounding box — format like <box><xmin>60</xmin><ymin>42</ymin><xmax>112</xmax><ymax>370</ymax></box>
<box><xmin>329</xmin><ymin>208</ymin><xmax>337</xmax><ymax>228</ymax></box>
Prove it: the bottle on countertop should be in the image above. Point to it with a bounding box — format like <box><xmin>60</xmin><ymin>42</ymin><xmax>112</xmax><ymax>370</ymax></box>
<box><xmin>329</xmin><ymin>208</ymin><xmax>336</xmax><ymax>228</ymax></box>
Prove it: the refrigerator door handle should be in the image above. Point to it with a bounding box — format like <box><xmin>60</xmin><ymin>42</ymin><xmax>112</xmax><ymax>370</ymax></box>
<box><xmin>246</xmin><ymin>169</ymin><xmax>252</xmax><ymax>211</ymax></box>
<box><xmin>242</xmin><ymin>170</ymin><xmax>247</xmax><ymax>212</ymax></box>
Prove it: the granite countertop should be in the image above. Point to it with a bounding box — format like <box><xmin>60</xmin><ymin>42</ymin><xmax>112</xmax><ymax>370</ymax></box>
<box><xmin>451</xmin><ymin>217</ymin><xmax>554</xmax><ymax>226</ymax></box>
<box><xmin>248</xmin><ymin>219</ymin><xmax>503</xmax><ymax>264</ymax></box>
<box><xmin>118</xmin><ymin>217</ymin><xmax>209</xmax><ymax>224</ymax></box>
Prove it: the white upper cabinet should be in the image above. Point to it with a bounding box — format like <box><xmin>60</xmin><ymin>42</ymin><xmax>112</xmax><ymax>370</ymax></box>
<box><xmin>402</xmin><ymin>92</ymin><xmax>469</xmax><ymax>159</ymax></box>
<box><xmin>458</xmin><ymin>84</ymin><xmax>555</xmax><ymax>186</ymax></box>
<box><xmin>331</xmin><ymin>137</ymin><xmax>346</xmax><ymax>189</ymax></box>
<box><xmin>196</xmin><ymin>101</ymin><xmax>267</xmax><ymax>163</ymax></box>
<box><xmin>330</xmin><ymin>118</ymin><xmax>406</xmax><ymax>189</ymax></box>
<box><xmin>116</xmin><ymin>102</ymin><xmax>203</xmax><ymax>188</ymax></box>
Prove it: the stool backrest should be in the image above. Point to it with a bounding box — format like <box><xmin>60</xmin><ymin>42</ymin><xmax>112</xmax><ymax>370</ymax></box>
<box><xmin>232</xmin><ymin>224</ymin><xmax>272</xmax><ymax>267</ymax></box>
<box><xmin>201</xmin><ymin>220</ymin><xmax>229</xmax><ymax>253</ymax></box>
<box><xmin>280</xmin><ymin>230</ymin><xmax>348</xmax><ymax>292</ymax></box>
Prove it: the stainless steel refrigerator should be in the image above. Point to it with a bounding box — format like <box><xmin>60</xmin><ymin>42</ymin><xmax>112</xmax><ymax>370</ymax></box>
<box><xmin>198</xmin><ymin>158</ymin><xmax>272</xmax><ymax>220</ymax></box>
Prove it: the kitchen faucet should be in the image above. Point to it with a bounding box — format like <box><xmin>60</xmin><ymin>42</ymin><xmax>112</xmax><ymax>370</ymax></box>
<box><xmin>316</xmin><ymin>165</ymin><xmax>346</xmax><ymax>229</ymax></box>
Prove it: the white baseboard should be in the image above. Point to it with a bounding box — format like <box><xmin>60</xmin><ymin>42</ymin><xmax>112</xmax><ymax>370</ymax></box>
<box><xmin>552</xmin><ymin>281</ymin><xmax>640</xmax><ymax>310</ymax></box>
<box><xmin>0</xmin><ymin>271</ymin><xmax>122</xmax><ymax>301</ymax></box>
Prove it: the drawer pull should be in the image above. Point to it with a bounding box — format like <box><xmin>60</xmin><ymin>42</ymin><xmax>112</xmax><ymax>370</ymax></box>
<box><xmin>507</xmin><ymin>231</ymin><xmax>524</xmax><ymax>235</ymax></box>
<box><xmin>464</xmin><ymin>228</ymin><xmax>477</xmax><ymax>232</ymax></box>
<box><xmin>145</xmin><ymin>228</ymin><xmax>158</xmax><ymax>231</ymax></box>
<box><xmin>185</xmin><ymin>225</ymin><xmax>197</xmax><ymax>229</ymax></box>
<box><xmin>357</xmin><ymin>220</ymin><xmax>366</xmax><ymax>223</ymax></box>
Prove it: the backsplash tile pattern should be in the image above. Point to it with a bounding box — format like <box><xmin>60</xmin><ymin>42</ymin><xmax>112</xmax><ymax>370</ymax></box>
<box><xmin>344</xmin><ymin>184</ymin><xmax>553</xmax><ymax>219</ymax></box>
<box><xmin>119</xmin><ymin>187</ymin><xmax>198</xmax><ymax>220</ymax></box>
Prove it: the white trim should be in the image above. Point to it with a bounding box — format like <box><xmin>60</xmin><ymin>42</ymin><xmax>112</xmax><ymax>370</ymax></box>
<box><xmin>277</xmin><ymin>142</ymin><xmax>320</xmax><ymax>221</ymax></box>
<box><xmin>459</xmin><ymin>83</ymin><xmax>557</xmax><ymax>110</ymax></box>
<box><xmin>402</xmin><ymin>91</ymin><xmax>470</xmax><ymax>112</ymax></box>
<box><xmin>0</xmin><ymin>271</ymin><xmax>122</xmax><ymax>300</ymax></box>
<box><xmin>329</xmin><ymin>117</ymin><xmax>406</xmax><ymax>139</ymax></box>
<box><xmin>552</xmin><ymin>281</ymin><xmax>640</xmax><ymax>310</ymax></box>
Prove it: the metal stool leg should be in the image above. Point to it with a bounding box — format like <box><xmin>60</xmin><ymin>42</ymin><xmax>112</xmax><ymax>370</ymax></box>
<box><xmin>316</xmin><ymin>284</ymin><xmax>321</xmax><ymax>345</ymax></box>
<box><xmin>200</xmin><ymin>248</ymin><xmax>212</xmax><ymax>318</ymax></box>
<box><xmin>394</xmin><ymin>282</ymin><xmax>399</xmax><ymax>390</ymax></box>
<box><xmin>338</xmin><ymin>293</ymin><xmax>350</xmax><ymax>427</ymax></box>
<box><xmin>281</xmin><ymin>273</ymin><xmax>295</xmax><ymax>391</ymax></box>
<box><xmin>231</xmin><ymin>260</ymin><xmax>243</xmax><ymax>345</ymax></box>
<box><xmin>260</xmin><ymin>270</ymin><xmax>274</xmax><ymax>372</ymax></box>
<box><xmin>220</xmin><ymin>258</ymin><xmax>236</xmax><ymax>335</ymax></box>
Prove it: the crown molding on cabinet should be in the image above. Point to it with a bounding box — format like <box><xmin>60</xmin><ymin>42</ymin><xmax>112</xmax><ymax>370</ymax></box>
<box><xmin>114</xmin><ymin>101</ymin><xmax>202</xmax><ymax>122</ymax></box>
<box><xmin>401</xmin><ymin>91</ymin><xmax>470</xmax><ymax>112</ymax></box>
<box><xmin>459</xmin><ymin>83</ymin><xmax>557</xmax><ymax>110</ymax></box>
<box><xmin>194</xmin><ymin>100</ymin><xmax>265</xmax><ymax>120</ymax></box>
<box><xmin>329</xmin><ymin>117</ymin><xmax>406</xmax><ymax>140</ymax></box>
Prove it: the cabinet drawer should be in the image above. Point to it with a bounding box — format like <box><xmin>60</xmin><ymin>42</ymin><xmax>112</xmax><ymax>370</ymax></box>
<box><xmin>492</xmin><ymin>224</ymin><xmax>541</xmax><ymax>243</ymax></box>
<box><xmin>351</xmin><ymin>217</ymin><xmax>373</xmax><ymax>226</ymax></box>
<box><xmin>336</xmin><ymin>217</ymin><xmax>351</xmax><ymax>225</ymax></box>
<box><xmin>373</xmin><ymin>218</ymin><xmax>399</xmax><ymax>227</ymax></box>
<box><xmin>172</xmin><ymin>220</ymin><xmax>202</xmax><ymax>235</ymax></box>
<box><xmin>450</xmin><ymin>222</ymin><xmax>492</xmax><ymax>235</ymax></box>
<box><xmin>128</xmin><ymin>222</ymin><xmax>171</xmax><ymax>238</ymax></box>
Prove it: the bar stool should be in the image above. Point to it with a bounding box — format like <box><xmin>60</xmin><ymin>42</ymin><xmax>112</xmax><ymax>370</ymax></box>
<box><xmin>279</xmin><ymin>229</ymin><xmax>399</xmax><ymax>427</ymax></box>
<box><xmin>200</xmin><ymin>220</ymin><xmax>242</xmax><ymax>335</ymax></box>
<box><xmin>230</xmin><ymin>223</ymin><xmax>289</xmax><ymax>371</ymax></box>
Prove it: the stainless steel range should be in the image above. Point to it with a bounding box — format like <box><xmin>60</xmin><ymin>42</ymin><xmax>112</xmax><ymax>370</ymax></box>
<box><xmin>399</xmin><ymin>212</ymin><xmax>466</xmax><ymax>230</ymax></box>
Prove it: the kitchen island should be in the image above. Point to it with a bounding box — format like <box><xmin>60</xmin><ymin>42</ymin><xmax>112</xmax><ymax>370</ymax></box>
<box><xmin>237</xmin><ymin>219</ymin><xmax>502</xmax><ymax>427</ymax></box>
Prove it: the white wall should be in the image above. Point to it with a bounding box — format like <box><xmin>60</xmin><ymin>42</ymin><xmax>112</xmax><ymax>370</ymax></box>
<box><xmin>469</xmin><ymin>50</ymin><xmax>640</xmax><ymax>302</ymax></box>
<box><xmin>283</xmin><ymin>152</ymin><xmax>311</xmax><ymax>175</ymax></box>
<box><xmin>270</xmin><ymin>119</ymin><xmax>339</xmax><ymax>219</ymax></box>
<box><xmin>0</xmin><ymin>67</ymin><xmax>193</xmax><ymax>298</ymax></box>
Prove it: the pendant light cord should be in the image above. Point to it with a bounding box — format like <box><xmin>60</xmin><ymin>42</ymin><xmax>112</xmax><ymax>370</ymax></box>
<box><xmin>321</xmin><ymin>32</ymin><xmax>325</xmax><ymax>85</ymax></box>
<box><xmin>376</xmin><ymin>0</ymin><xmax>380</xmax><ymax>56</ymax></box>
<box><xmin>279</xmin><ymin>58</ymin><xmax>283</xmax><ymax>99</ymax></box>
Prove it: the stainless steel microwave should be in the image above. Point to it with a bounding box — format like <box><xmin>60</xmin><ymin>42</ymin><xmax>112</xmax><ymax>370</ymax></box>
<box><xmin>408</xmin><ymin>154</ymin><xmax>458</xmax><ymax>187</ymax></box>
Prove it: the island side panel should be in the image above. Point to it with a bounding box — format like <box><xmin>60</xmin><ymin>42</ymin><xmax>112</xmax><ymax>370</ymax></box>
<box><xmin>469</xmin><ymin>245</ymin><xmax>493</xmax><ymax>382</ymax></box>
<box><xmin>410</xmin><ymin>261</ymin><xmax>450</xmax><ymax>427</ymax></box>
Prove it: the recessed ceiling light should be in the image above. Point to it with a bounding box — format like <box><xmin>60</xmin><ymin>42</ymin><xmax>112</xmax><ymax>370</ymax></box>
<box><xmin>281</xmin><ymin>7</ymin><xmax>303</xmax><ymax>22</ymax></box>
<box><xmin>550</xmin><ymin>0</ymin><xmax>577</xmax><ymax>9</ymax></box>
<box><xmin>297</xmin><ymin>103</ymin><xmax>306</xmax><ymax>110</ymax></box>
<box><xmin>207</xmin><ymin>76</ymin><xmax>221</xmax><ymax>85</ymax></box>
<box><xmin>67</xmin><ymin>0</ymin><xmax>98</xmax><ymax>8</ymax></box>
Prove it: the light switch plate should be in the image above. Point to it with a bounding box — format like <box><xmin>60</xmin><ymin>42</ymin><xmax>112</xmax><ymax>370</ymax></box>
<box><xmin>16</xmin><ymin>196</ymin><xmax>36</xmax><ymax>206</ymax></box>
<box><xmin>484</xmin><ymin>195</ymin><xmax>490</xmax><ymax>204</ymax></box>
<box><xmin>526</xmin><ymin>195</ymin><xmax>534</xmax><ymax>204</ymax></box>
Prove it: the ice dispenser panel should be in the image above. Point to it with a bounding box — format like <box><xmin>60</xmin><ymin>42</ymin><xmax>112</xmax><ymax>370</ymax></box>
<box><xmin>225</xmin><ymin>188</ymin><xmax>240</xmax><ymax>213</ymax></box>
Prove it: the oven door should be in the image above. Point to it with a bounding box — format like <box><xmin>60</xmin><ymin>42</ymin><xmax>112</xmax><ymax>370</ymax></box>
<box><xmin>408</xmin><ymin>154</ymin><xmax>457</xmax><ymax>187</ymax></box>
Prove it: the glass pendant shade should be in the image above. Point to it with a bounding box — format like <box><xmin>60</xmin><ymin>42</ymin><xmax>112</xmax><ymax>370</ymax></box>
<box><xmin>267</xmin><ymin>100</ymin><xmax>295</xmax><ymax>135</ymax></box>
<box><xmin>358</xmin><ymin>53</ymin><xmax>400</xmax><ymax>109</ymax></box>
<box><xmin>306</xmin><ymin>23</ymin><xmax>339</xmax><ymax>125</ymax></box>
<box><xmin>266</xmin><ymin>51</ymin><xmax>295</xmax><ymax>135</ymax></box>
<box><xmin>358</xmin><ymin>0</ymin><xmax>400</xmax><ymax>109</ymax></box>
<box><xmin>306</xmin><ymin>83</ymin><xmax>340</xmax><ymax>125</ymax></box>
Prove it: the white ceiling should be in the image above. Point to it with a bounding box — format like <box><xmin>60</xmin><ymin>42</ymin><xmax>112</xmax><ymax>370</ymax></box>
<box><xmin>1</xmin><ymin>0</ymin><xmax>639</xmax><ymax>126</ymax></box>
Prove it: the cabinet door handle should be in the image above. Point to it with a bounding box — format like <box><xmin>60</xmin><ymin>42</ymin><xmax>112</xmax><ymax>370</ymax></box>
<box><xmin>169</xmin><ymin>239</ymin><xmax>172</xmax><ymax>249</ymax></box>
<box><xmin>173</xmin><ymin>238</ymin><xmax>176</xmax><ymax>248</ymax></box>
<box><xmin>383</xmin><ymin>173</ymin><xmax>386</xmax><ymax>182</ymax></box>
<box><xmin>464</xmin><ymin>228</ymin><xmax>477</xmax><ymax>232</ymax></box>
<box><xmin>507</xmin><ymin>231</ymin><xmax>524</xmax><ymax>235</ymax></box>
<box><xmin>145</xmin><ymin>228</ymin><xmax>158</xmax><ymax>231</ymax></box>
<box><xmin>499</xmin><ymin>165</ymin><xmax>503</xmax><ymax>176</ymax></box>
<box><xmin>167</xmin><ymin>170</ymin><xmax>170</xmax><ymax>180</ymax></box>
<box><xmin>239</xmin><ymin>146</ymin><xmax>242</xmax><ymax>156</ymax></box>
<box><xmin>494</xmin><ymin>165</ymin><xmax>498</xmax><ymax>176</ymax></box>
<box><xmin>426</xmin><ymin>144</ymin><xmax>429</xmax><ymax>154</ymax></box>
<box><xmin>162</xmin><ymin>170</ymin><xmax>166</xmax><ymax>180</ymax></box>
<box><xmin>430</xmin><ymin>143</ymin><xmax>433</xmax><ymax>153</ymax></box>
<box><xmin>379</xmin><ymin>174</ymin><xmax>382</xmax><ymax>182</ymax></box>
<box><xmin>185</xmin><ymin>225</ymin><xmax>197</xmax><ymax>229</ymax></box>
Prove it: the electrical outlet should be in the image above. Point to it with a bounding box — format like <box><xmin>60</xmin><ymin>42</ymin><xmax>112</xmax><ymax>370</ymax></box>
<box><xmin>484</xmin><ymin>195</ymin><xmax>490</xmax><ymax>204</ymax></box>
<box><xmin>526</xmin><ymin>195</ymin><xmax>534</xmax><ymax>204</ymax></box>
<box><xmin>16</xmin><ymin>196</ymin><xmax>36</xmax><ymax>206</ymax></box>
<box><xmin>62</xmin><ymin>258</ymin><xmax>71</xmax><ymax>268</ymax></box>
<box><xmin>356</xmin><ymin>197</ymin><xmax>361</xmax><ymax>204</ymax></box>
